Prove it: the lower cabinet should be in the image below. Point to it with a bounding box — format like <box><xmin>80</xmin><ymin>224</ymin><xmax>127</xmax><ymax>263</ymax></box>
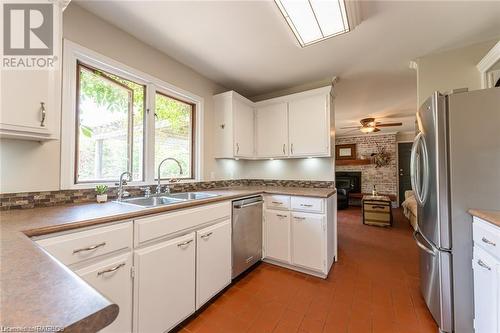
<box><xmin>196</xmin><ymin>219</ymin><xmax>232</xmax><ymax>309</ymax></box>
<box><xmin>75</xmin><ymin>252</ymin><xmax>133</xmax><ymax>333</ymax></box>
<box><xmin>263</xmin><ymin>195</ymin><xmax>335</xmax><ymax>278</ymax></box>
<box><xmin>291</xmin><ymin>213</ymin><xmax>325</xmax><ymax>272</ymax></box>
<box><xmin>472</xmin><ymin>217</ymin><xmax>500</xmax><ymax>333</ymax></box>
<box><xmin>134</xmin><ymin>233</ymin><xmax>196</xmax><ymax>333</ymax></box>
<box><xmin>264</xmin><ymin>210</ymin><xmax>291</xmax><ymax>263</ymax></box>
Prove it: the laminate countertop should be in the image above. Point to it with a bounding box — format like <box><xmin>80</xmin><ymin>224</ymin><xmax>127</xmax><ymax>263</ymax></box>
<box><xmin>469</xmin><ymin>209</ymin><xmax>500</xmax><ymax>228</ymax></box>
<box><xmin>0</xmin><ymin>186</ymin><xmax>336</xmax><ymax>332</ymax></box>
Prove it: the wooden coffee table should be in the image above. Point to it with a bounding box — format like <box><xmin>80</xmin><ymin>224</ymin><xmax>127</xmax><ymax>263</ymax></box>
<box><xmin>362</xmin><ymin>195</ymin><xmax>393</xmax><ymax>227</ymax></box>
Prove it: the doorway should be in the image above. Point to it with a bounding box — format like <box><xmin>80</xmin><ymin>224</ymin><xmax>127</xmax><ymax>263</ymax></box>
<box><xmin>398</xmin><ymin>142</ymin><xmax>413</xmax><ymax>206</ymax></box>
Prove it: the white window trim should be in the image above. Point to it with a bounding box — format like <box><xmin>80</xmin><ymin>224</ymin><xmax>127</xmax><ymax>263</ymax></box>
<box><xmin>61</xmin><ymin>39</ymin><xmax>204</xmax><ymax>190</ymax></box>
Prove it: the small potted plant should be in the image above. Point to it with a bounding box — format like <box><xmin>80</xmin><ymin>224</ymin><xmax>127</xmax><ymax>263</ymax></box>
<box><xmin>95</xmin><ymin>185</ymin><xmax>109</xmax><ymax>203</ymax></box>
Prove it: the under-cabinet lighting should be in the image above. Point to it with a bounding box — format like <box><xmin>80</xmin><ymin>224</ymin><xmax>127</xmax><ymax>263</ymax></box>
<box><xmin>275</xmin><ymin>0</ymin><xmax>357</xmax><ymax>47</ymax></box>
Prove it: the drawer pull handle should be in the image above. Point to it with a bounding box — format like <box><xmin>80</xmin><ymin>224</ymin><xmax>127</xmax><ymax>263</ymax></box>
<box><xmin>201</xmin><ymin>232</ymin><xmax>213</xmax><ymax>239</ymax></box>
<box><xmin>282</xmin><ymin>144</ymin><xmax>286</xmax><ymax>155</ymax></box>
<box><xmin>294</xmin><ymin>216</ymin><xmax>306</xmax><ymax>220</ymax></box>
<box><xmin>482</xmin><ymin>237</ymin><xmax>496</xmax><ymax>246</ymax></box>
<box><xmin>478</xmin><ymin>259</ymin><xmax>491</xmax><ymax>271</ymax></box>
<box><xmin>73</xmin><ymin>242</ymin><xmax>106</xmax><ymax>254</ymax></box>
<box><xmin>272</xmin><ymin>201</ymin><xmax>283</xmax><ymax>205</ymax></box>
<box><xmin>177</xmin><ymin>239</ymin><xmax>193</xmax><ymax>247</ymax></box>
<box><xmin>40</xmin><ymin>102</ymin><xmax>46</xmax><ymax>127</ymax></box>
<box><xmin>97</xmin><ymin>263</ymin><xmax>125</xmax><ymax>276</ymax></box>
<box><xmin>300</xmin><ymin>204</ymin><xmax>313</xmax><ymax>207</ymax></box>
<box><xmin>276</xmin><ymin>214</ymin><xmax>287</xmax><ymax>218</ymax></box>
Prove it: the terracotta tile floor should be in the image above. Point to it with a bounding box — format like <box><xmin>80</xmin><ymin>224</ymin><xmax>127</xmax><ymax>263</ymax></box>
<box><xmin>179</xmin><ymin>207</ymin><xmax>438</xmax><ymax>333</ymax></box>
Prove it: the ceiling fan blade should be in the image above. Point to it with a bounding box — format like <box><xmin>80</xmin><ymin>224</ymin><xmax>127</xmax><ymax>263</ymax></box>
<box><xmin>340</xmin><ymin>126</ymin><xmax>362</xmax><ymax>129</ymax></box>
<box><xmin>377</xmin><ymin>122</ymin><xmax>403</xmax><ymax>127</ymax></box>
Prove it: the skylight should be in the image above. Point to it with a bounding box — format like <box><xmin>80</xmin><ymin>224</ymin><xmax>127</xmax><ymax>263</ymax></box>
<box><xmin>275</xmin><ymin>0</ymin><xmax>352</xmax><ymax>47</ymax></box>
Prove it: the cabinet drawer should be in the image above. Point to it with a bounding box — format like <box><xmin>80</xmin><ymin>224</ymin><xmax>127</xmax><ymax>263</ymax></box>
<box><xmin>473</xmin><ymin>217</ymin><xmax>500</xmax><ymax>259</ymax></box>
<box><xmin>36</xmin><ymin>222</ymin><xmax>133</xmax><ymax>266</ymax></box>
<box><xmin>291</xmin><ymin>196</ymin><xmax>324</xmax><ymax>213</ymax></box>
<box><xmin>135</xmin><ymin>202</ymin><xmax>231</xmax><ymax>245</ymax></box>
<box><xmin>265</xmin><ymin>195</ymin><xmax>290</xmax><ymax>210</ymax></box>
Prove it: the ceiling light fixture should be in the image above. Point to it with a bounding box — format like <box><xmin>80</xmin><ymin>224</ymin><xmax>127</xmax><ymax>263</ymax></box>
<box><xmin>360</xmin><ymin>126</ymin><xmax>376</xmax><ymax>134</ymax></box>
<box><xmin>274</xmin><ymin>0</ymin><xmax>360</xmax><ymax>47</ymax></box>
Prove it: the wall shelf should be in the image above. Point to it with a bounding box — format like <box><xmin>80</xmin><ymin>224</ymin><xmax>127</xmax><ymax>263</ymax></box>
<box><xmin>335</xmin><ymin>159</ymin><xmax>371</xmax><ymax>166</ymax></box>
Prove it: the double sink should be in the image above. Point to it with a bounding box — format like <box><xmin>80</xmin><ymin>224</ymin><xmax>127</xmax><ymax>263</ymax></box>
<box><xmin>116</xmin><ymin>192</ymin><xmax>219</xmax><ymax>208</ymax></box>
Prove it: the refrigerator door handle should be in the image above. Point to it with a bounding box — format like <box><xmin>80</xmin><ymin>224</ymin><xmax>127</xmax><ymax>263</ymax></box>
<box><xmin>413</xmin><ymin>229</ymin><xmax>437</xmax><ymax>256</ymax></box>
<box><xmin>410</xmin><ymin>132</ymin><xmax>430</xmax><ymax>206</ymax></box>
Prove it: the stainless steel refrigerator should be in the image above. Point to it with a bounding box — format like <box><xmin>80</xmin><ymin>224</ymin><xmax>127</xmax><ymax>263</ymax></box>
<box><xmin>411</xmin><ymin>87</ymin><xmax>500</xmax><ymax>333</ymax></box>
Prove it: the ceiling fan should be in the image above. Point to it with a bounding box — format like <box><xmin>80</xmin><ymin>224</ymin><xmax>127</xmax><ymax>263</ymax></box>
<box><xmin>341</xmin><ymin>118</ymin><xmax>403</xmax><ymax>134</ymax></box>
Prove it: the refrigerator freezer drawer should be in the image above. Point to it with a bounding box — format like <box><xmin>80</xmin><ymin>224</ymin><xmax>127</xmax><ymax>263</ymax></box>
<box><xmin>416</xmin><ymin>231</ymin><xmax>453</xmax><ymax>333</ymax></box>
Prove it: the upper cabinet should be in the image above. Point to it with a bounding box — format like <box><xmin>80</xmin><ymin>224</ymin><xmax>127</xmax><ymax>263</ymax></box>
<box><xmin>213</xmin><ymin>91</ymin><xmax>255</xmax><ymax>158</ymax></box>
<box><xmin>214</xmin><ymin>85</ymin><xmax>333</xmax><ymax>159</ymax></box>
<box><xmin>256</xmin><ymin>102</ymin><xmax>288</xmax><ymax>157</ymax></box>
<box><xmin>288</xmin><ymin>93</ymin><xmax>330</xmax><ymax>157</ymax></box>
<box><xmin>0</xmin><ymin>2</ymin><xmax>65</xmax><ymax>141</ymax></box>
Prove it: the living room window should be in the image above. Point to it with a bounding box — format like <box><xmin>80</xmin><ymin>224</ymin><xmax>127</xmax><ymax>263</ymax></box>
<box><xmin>61</xmin><ymin>40</ymin><xmax>203</xmax><ymax>189</ymax></box>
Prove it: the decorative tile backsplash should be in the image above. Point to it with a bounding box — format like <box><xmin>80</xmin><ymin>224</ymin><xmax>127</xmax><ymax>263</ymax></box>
<box><xmin>0</xmin><ymin>179</ymin><xmax>335</xmax><ymax>210</ymax></box>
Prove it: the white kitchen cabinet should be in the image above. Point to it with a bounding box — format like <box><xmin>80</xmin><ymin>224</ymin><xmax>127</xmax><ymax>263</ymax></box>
<box><xmin>263</xmin><ymin>194</ymin><xmax>336</xmax><ymax>278</ymax></box>
<box><xmin>473</xmin><ymin>245</ymin><xmax>499</xmax><ymax>333</ymax></box>
<box><xmin>196</xmin><ymin>219</ymin><xmax>232</xmax><ymax>309</ymax></box>
<box><xmin>291</xmin><ymin>212</ymin><xmax>326</xmax><ymax>272</ymax></box>
<box><xmin>264</xmin><ymin>210</ymin><xmax>291</xmax><ymax>263</ymax></box>
<box><xmin>472</xmin><ymin>217</ymin><xmax>500</xmax><ymax>333</ymax></box>
<box><xmin>255</xmin><ymin>102</ymin><xmax>288</xmax><ymax>157</ymax></box>
<box><xmin>288</xmin><ymin>93</ymin><xmax>330</xmax><ymax>157</ymax></box>
<box><xmin>213</xmin><ymin>91</ymin><xmax>255</xmax><ymax>158</ymax></box>
<box><xmin>134</xmin><ymin>233</ymin><xmax>196</xmax><ymax>333</ymax></box>
<box><xmin>214</xmin><ymin>85</ymin><xmax>333</xmax><ymax>159</ymax></box>
<box><xmin>0</xmin><ymin>3</ymin><xmax>64</xmax><ymax>141</ymax></box>
<box><xmin>75</xmin><ymin>252</ymin><xmax>133</xmax><ymax>333</ymax></box>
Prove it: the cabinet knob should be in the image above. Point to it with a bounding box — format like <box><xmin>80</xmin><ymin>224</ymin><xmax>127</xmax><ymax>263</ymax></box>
<box><xmin>40</xmin><ymin>102</ymin><xmax>46</xmax><ymax>127</ymax></box>
<box><xmin>282</xmin><ymin>144</ymin><xmax>286</xmax><ymax>155</ymax></box>
<box><xmin>290</xmin><ymin>143</ymin><xmax>294</xmax><ymax>155</ymax></box>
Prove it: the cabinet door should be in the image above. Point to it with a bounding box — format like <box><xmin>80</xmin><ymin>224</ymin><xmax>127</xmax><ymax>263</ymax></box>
<box><xmin>264</xmin><ymin>210</ymin><xmax>290</xmax><ymax>263</ymax></box>
<box><xmin>473</xmin><ymin>245</ymin><xmax>499</xmax><ymax>333</ymax></box>
<box><xmin>76</xmin><ymin>252</ymin><xmax>133</xmax><ymax>333</ymax></box>
<box><xmin>0</xmin><ymin>6</ymin><xmax>61</xmax><ymax>140</ymax></box>
<box><xmin>196</xmin><ymin>220</ymin><xmax>232</xmax><ymax>309</ymax></box>
<box><xmin>134</xmin><ymin>233</ymin><xmax>195</xmax><ymax>333</ymax></box>
<box><xmin>291</xmin><ymin>212</ymin><xmax>325</xmax><ymax>273</ymax></box>
<box><xmin>233</xmin><ymin>97</ymin><xmax>254</xmax><ymax>157</ymax></box>
<box><xmin>256</xmin><ymin>102</ymin><xmax>288</xmax><ymax>157</ymax></box>
<box><xmin>288</xmin><ymin>94</ymin><xmax>329</xmax><ymax>156</ymax></box>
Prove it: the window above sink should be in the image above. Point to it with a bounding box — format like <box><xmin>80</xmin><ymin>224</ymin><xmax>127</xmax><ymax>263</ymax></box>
<box><xmin>60</xmin><ymin>40</ymin><xmax>204</xmax><ymax>189</ymax></box>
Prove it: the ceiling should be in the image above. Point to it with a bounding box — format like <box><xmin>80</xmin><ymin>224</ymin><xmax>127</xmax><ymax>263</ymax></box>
<box><xmin>76</xmin><ymin>0</ymin><xmax>500</xmax><ymax>136</ymax></box>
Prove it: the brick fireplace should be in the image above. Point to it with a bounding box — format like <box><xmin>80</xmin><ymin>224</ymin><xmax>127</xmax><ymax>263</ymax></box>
<box><xmin>335</xmin><ymin>134</ymin><xmax>397</xmax><ymax>200</ymax></box>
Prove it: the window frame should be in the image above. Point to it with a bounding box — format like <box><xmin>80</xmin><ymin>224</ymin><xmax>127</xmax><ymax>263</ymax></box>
<box><xmin>74</xmin><ymin>61</ymin><xmax>144</xmax><ymax>184</ymax></box>
<box><xmin>154</xmin><ymin>90</ymin><xmax>196</xmax><ymax>181</ymax></box>
<box><xmin>61</xmin><ymin>40</ymin><xmax>204</xmax><ymax>189</ymax></box>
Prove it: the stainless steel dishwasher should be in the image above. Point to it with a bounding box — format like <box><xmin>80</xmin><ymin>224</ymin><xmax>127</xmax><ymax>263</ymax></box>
<box><xmin>232</xmin><ymin>196</ymin><xmax>263</xmax><ymax>279</ymax></box>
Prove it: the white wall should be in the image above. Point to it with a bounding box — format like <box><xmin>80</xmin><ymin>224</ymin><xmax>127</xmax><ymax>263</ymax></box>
<box><xmin>416</xmin><ymin>39</ymin><xmax>497</xmax><ymax>106</ymax></box>
<box><xmin>0</xmin><ymin>3</ymin><xmax>228</xmax><ymax>193</ymax></box>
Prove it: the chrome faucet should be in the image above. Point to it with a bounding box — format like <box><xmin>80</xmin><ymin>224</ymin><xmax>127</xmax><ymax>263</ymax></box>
<box><xmin>156</xmin><ymin>158</ymin><xmax>183</xmax><ymax>195</ymax></box>
<box><xmin>116</xmin><ymin>171</ymin><xmax>132</xmax><ymax>201</ymax></box>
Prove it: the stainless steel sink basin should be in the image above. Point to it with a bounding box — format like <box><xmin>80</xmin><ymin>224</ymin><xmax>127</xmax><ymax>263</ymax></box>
<box><xmin>117</xmin><ymin>196</ymin><xmax>186</xmax><ymax>207</ymax></box>
<box><xmin>116</xmin><ymin>192</ymin><xmax>219</xmax><ymax>207</ymax></box>
<box><xmin>166</xmin><ymin>192</ymin><xmax>219</xmax><ymax>200</ymax></box>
